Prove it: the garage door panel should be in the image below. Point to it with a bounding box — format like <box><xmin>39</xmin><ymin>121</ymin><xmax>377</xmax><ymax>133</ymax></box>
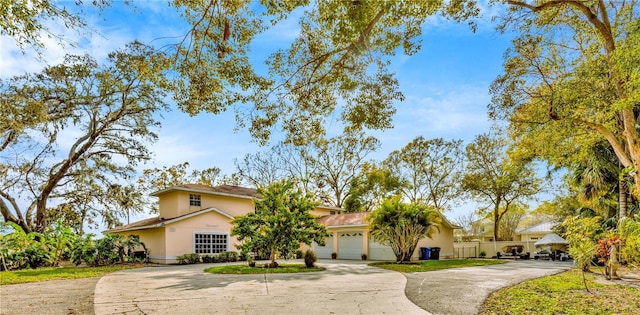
<box><xmin>338</xmin><ymin>232</ymin><xmax>363</xmax><ymax>260</ymax></box>
<box><xmin>312</xmin><ymin>235</ymin><xmax>333</xmax><ymax>259</ymax></box>
<box><xmin>369</xmin><ymin>239</ymin><xmax>396</xmax><ymax>261</ymax></box>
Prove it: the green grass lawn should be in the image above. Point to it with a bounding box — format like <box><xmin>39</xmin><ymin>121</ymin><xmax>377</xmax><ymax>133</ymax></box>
<box><xmin>481</xmin><ymin>269</ymin><xmax>640</xmax><ymax>315</ymax></box>
<box><xmin>370</xmin><ymin>259</ymin><xmax>506</xmax><ymax>273</ymax></box>
<box><xmin>0</xmin><ymin>265</ymin><xmax>140</xmax><ymax>285</ymax></box>
<box><xmin>204</xmin><ymin>263</ymin><xmax>324</xmax><ymax>274</ymax></box>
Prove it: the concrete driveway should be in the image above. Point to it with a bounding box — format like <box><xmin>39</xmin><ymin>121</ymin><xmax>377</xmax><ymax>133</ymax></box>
<box><xmin>404</xmin><ymin>260</ymin><xmax>573</xmax><ymax>315</ymax></box>
<box><xmin>94</xmin><ymin>259</ymin><xmax>430</xmax><ymax>315</ymax></box>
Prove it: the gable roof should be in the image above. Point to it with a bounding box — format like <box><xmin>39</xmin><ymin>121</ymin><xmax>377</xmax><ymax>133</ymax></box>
<box><xmin>149</xmin><ymin>184</ymin><xmax>342</xmax><ymax>211</ymax></box>
<box><xmin>517</xmin><ymin>221</ymin><xmax>555</xmax><ymax>234</ymax></box>
<box><xmin>105</xmin><ymin>207</ymin><xmax>234</xmax><ymax>233</ymax></box>
<box><xmin>317</xmin><ymin>212</ymin><xmax>461</xmax><ymax>229</ymax></box>
<box><xmin>318</xmin><ymin>212</ymin><xmax>368</xmax><ymax>227</ymax></box>
<box><xmin>151</xmin><ymin>184</ymin><xmax>259</xmax><ymax>199</ymax></box>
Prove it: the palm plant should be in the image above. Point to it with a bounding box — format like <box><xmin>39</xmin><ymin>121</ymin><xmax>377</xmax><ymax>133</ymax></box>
<box><xmin>368</xmin><ymin>196</ymin><xmax>440</xmax><ymax>263</ymax></box>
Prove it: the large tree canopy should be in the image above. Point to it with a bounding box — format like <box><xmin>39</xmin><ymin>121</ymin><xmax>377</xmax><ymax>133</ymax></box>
<box><xmin>3</xmin><ymin>0</ymin><xmax>480</xmax><ymax>145</ymax></box>
<box><xmin>462</xmin><ymin>133</ymin><xmax>542</xmax><ymax>241</ymax></box>
<box><xmin>490</xmin><ymin>0</ymin><xmax>640</xmax><ymax>196</ymax></box>
<box><xmin>384</xmin><ymin>137</ymin><xmax>464</xmax><ymax>210</ymax></box>
<box><xmin>0</xmin><ymin>42</ymin><xmax>170</xmax><ymax>233</ymax></box>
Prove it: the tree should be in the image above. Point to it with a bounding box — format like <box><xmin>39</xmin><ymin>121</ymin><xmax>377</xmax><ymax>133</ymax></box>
<box><xmin>384</xmin><ymin>137</ymin><xmax>464</xmax><ymax>210</ymax></box>
<box><xmin>5</xmin><ymin>1</ymin><xmax>480</xmax><ymax>145</ymax></box>
<box><xmin>462</xmin><ymin>133</ymin><xmax>542</xmax><ymax>241</ymax></box>
<box><xmin>138</xmin><ymin>162</ymin><xmax>222</xmax><ymax>191</ymax></box>
<box><xmin>368</xmin><ymin>196</ymin><xmax>440</xmax><ymax>263</ymax></box>
<box><xmin>490</xmin><ymin>1</ymin><xmax>640</xmax><ymax>199</ymax></box>
<box><xmin>0</xmin><ymin>0</ymin><xmax>107</xmax><ymax>54</ymax></box>
<box><xmin>231</xmin><ymin>180</ymin><xmax>326</xmax><ymax>268</ymax></box>
<box><xmin>307</xmin><ymin>132</ymin><xmax>380</xmax><ymax>207</ymax></box>
<box><xmin>497</xmin><ymin>205</ymin><xmax>527</xmax><ymax>241</ymax></box>
<box><xmin>0</xmin><ymin>42</ymin><xmax>170</xmax><ymax>233</ymax></box>
<box><xmin>343</xmin><ymin>162</ymin><xmax>404</xmax><ymax>213</ymax></box>
<box><xmin>234</xmin><ymin>151</ymin><xmax>288</xmax><ymax>188</ymax></box>
<box><xmin>454</xmin><ymin>212</ymin><xmax>482</xmax><ymax>242</ymax></box>
<box><xmin>251</xmin><ymin>1</ymin><xmax>480</xmax><ymax>145</ymax></box>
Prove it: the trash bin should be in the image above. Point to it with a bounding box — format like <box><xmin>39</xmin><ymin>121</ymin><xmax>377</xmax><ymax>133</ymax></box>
<box><xmin>419</xmin><ymin>247</ymin><xmax>431</xmax><ymax>260</ymax></box>
<box><xmin>430</xmin><ymin>247</ymin><xmax>441</xmax><ymax>260</ymax></box>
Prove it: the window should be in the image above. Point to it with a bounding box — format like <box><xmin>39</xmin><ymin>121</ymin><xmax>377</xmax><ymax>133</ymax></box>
<box><xmin>189</xmin><ymin>194</ymin><xmax>201</xmax><ymax>207</ymax></box>
<box><xmin>330</xmin><ymin>211</ymin><xmax>336</xmax><ymax>215</ymax></box>
<box><xmin>194</xmin><ymin>233</ymin><xmax>228</xmax><ymax>254</ymax></box>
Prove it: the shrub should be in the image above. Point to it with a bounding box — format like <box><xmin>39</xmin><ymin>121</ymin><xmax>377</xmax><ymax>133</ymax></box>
<box><xmin>177</xmin><ymin>253</ymin><xmax>201</xmax><ymax>264</ymax></box>
<box><xmin>201</xmin><ymin>255</ymin><xmax>214</xmax><ymax>263</ymax></box>
<box><xmin>479</xmin><ymin>250</ymin><xmax>487</xmax><ymax>258</ymax></box>
<box><xmin>218</xmin><ymin>251</ymin><xmax>238</xmax><ymax>262</ymax></box>
<box><xmin>304</xmin><ymin>250</ymin><xmax>317</xmax><ymax>268</ymax></box>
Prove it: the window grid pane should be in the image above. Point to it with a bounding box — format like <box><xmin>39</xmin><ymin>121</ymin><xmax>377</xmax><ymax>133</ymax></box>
<box><xmin>190</xmin><ymin>194</ymin><xmax>201</xmax><ymax>207</ymax></box>
<box><xmin>194</xmin><ymin>233</ymin><xmax>227</xmax><ymax>254</ymax></box>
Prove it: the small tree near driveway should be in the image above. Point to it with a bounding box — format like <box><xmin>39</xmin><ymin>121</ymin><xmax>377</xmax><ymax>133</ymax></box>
<box><xmin>231</xmin><ymin>180</ymin><xmax>327</xmax><ymax>267</ymax></box>
<box><xmin>368</xmin><ymin>197</ymin><xmax>440</xmax><ymax>263</ymax></box>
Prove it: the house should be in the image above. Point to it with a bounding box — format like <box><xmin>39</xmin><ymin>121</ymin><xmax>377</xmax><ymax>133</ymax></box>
<box><xmin>454</xmin><ymin>220</ymin><xmax>559</xmax><ymax>258</ymax></box>
<box><xmin>313</xmin><ymin>212</ymin><xmax>459</xmax><ymax>260</ymax></box>
<box><xmin>107</xmin><ymin>184</ymin><xmax>458</xmax><ymax>263</ymax></box>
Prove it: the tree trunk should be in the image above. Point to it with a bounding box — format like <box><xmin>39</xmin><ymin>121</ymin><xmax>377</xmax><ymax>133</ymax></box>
<box><xmin>619</xmin><ymin>178</ymin><xmax>627</xmax><ymax>224</ymax></box>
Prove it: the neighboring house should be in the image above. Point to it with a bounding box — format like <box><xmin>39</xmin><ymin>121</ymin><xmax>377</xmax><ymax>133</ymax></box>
<box><xmin>107</xmin><ymin>184</ymin><xmax>459</xmax><ymax>263</ymax></box>
<box><xmin>460</xmin><ymin>218</ymin><xmax>556</xmax><ymax>242</ymax></box>
<box><xmin>313</xmin><ymin>212</ymin><xmax>460</xmax><ymax>261</ymax></box>
<box><xmin>454</xmin><ymin>220</ymin><xmax>558</xmax><ymax>258</ymax></box>
<box><xmin>516</xmin><ymin>221</ymin><xmax>556</xmax><ymax>242</ymax></box>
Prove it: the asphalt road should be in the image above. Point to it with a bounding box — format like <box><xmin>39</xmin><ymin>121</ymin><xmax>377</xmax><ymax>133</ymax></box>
<box><xmin>404</xmin><ymin>260</ymin><xmax>573</xmax><ymax>315</ymax></box>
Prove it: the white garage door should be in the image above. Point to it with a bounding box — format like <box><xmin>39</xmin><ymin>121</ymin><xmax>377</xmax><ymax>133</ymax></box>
<box><xmin>338</xmin><ymin>232</ymin><xmax>363</xmax><ymax>260</ymax></box>
<box><xmin>313</xmin><ymin>234</ymin><xmax>333</xmax><ymax>259</ymax></box>
<box><xmin>369</xmin><ymin>239</ymin><xmax>396</xmax><ymax>261</ymax></box>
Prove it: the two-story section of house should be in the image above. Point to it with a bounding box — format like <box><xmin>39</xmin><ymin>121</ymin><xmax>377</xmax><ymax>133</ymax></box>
<box><xmin>107</xmin><ymin>184</ymin><xmax>340</xmax><ymax>264</ymax></box>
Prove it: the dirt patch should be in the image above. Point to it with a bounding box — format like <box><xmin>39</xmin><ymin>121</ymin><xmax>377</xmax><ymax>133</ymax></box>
<box><xmin>594</xmin><ymin>266</ymin><xmax>640</xmax><ymax>289</ymax></box>
<box><xmin>0</xmin><ymin>277</ymin><xmax>98</xmax><ymax>315</ymax></box>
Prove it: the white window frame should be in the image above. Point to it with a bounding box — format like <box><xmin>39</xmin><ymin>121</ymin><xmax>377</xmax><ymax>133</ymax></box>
<box><xmin>189</xmin><ymin>194</ymin><xmax>201</xmax><ymax>207</ymax></box>
<box><xmin>193</xmin><ymin>231</ymin><xmax>229</xmax><ymax>254</ymax></box>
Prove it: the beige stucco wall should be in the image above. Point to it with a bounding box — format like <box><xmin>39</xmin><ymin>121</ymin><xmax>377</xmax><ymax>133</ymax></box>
<box><xmin>323</xmin><ymin>225</ymin><xmax>455</xmax><ymax>260</ymax></box>
<box><xmin>311</xmin><ymin>207</ymin><xmax>340</xmax><ymax>217</ymax></box>
<box><xmin>162</xmin><ymin>211</ymin><xmax>238</xmax><ymax>264</ymax></box>
<box><xmin>414</xmin><ymin>226</ymin><xmax>455</xmax><ymax>259</ymax></box>
<box><xmin>110</xmin><ymin>228</ymin><xmax>167</xmax><ymax>263</ymax></box>
<box><xmin>158</xmin><ymin>191</ymin><xmax>255</xmax><ymax>218</ymax></box>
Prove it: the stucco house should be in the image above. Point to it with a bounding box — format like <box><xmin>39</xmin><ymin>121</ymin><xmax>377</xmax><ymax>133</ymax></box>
<box><xmin>107</xmin><ymin>184</ymin><xmax>458</xmax><ymax>263</ymax></box>
<box><xmin>313</xmin><ymin>212</ymin><xmax>459</xmax><ymax>260</ymax></box>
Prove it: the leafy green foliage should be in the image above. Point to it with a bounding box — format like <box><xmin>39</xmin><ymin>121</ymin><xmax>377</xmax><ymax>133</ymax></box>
<box><xmin>563</xmin><ymin>216</ymin><xmax>602</xmax><ymax>273</ymax></box>
<box><xmin>344</xmin><ymin>162</ymin><xmax>404</xmax><ymax>213</ymax></box>
<box><xmin>480</xmin><ymin>270</ymin><xmax>640</xmax><ymax>315</ymax></box>
<box><xmin>619</xmin><ymin>216</ymin><xmax>640</xmax><ymax>268</ymax></box>
<box><xmin>384</xmin><ymin>137</ymin><xmax>464</xmax><ymax>210</ymax></box>
<box><xmin>462</xmin><ymin>133</ymin><xmax>542</xmax><ymax>241</ymax></box>
<box><xmin>0</xmin><ymin>0</ymin><xmax>106</xmax><ymax>53</ymax></box>
<box><xmin>0</xmin><ymin>222</ymin><xmax>143</xmax><ymax>270</ymax></box>
<box><xmin>231</xmin><ymin>180</ymin><xmax>326</xmax><ymax>267</ymax></box>
<box><xmin>1</xmin><ymin>42</ymin><xmax>170</xmax><ymax>233</ymax></box>
<box><xmin>491</xmin><ymin>1</ymin><xmax>640</xmax><ymax>198</ymax></box>
<box><xmin>177</xmin><ymin>253</ymin><xmax>201</xmax><ymax>265</ymax></box>
<box><xmin>368</xmin><ymin>197</ymin><xmax>440</xmax><ymax>262</ymax></box>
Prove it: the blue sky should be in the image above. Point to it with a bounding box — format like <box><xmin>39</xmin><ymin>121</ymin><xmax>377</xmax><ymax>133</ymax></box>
<box><xmin>1</xmin><ymin>1</ymin><xmax>523</xmax><ymax>224</ymax></box>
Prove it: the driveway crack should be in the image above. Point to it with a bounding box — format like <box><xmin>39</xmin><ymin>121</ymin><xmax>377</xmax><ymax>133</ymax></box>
<box><xmin>264</xmin><ymin>274</ymin><xmax>270</xmax><ymax>295</ymax></box>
